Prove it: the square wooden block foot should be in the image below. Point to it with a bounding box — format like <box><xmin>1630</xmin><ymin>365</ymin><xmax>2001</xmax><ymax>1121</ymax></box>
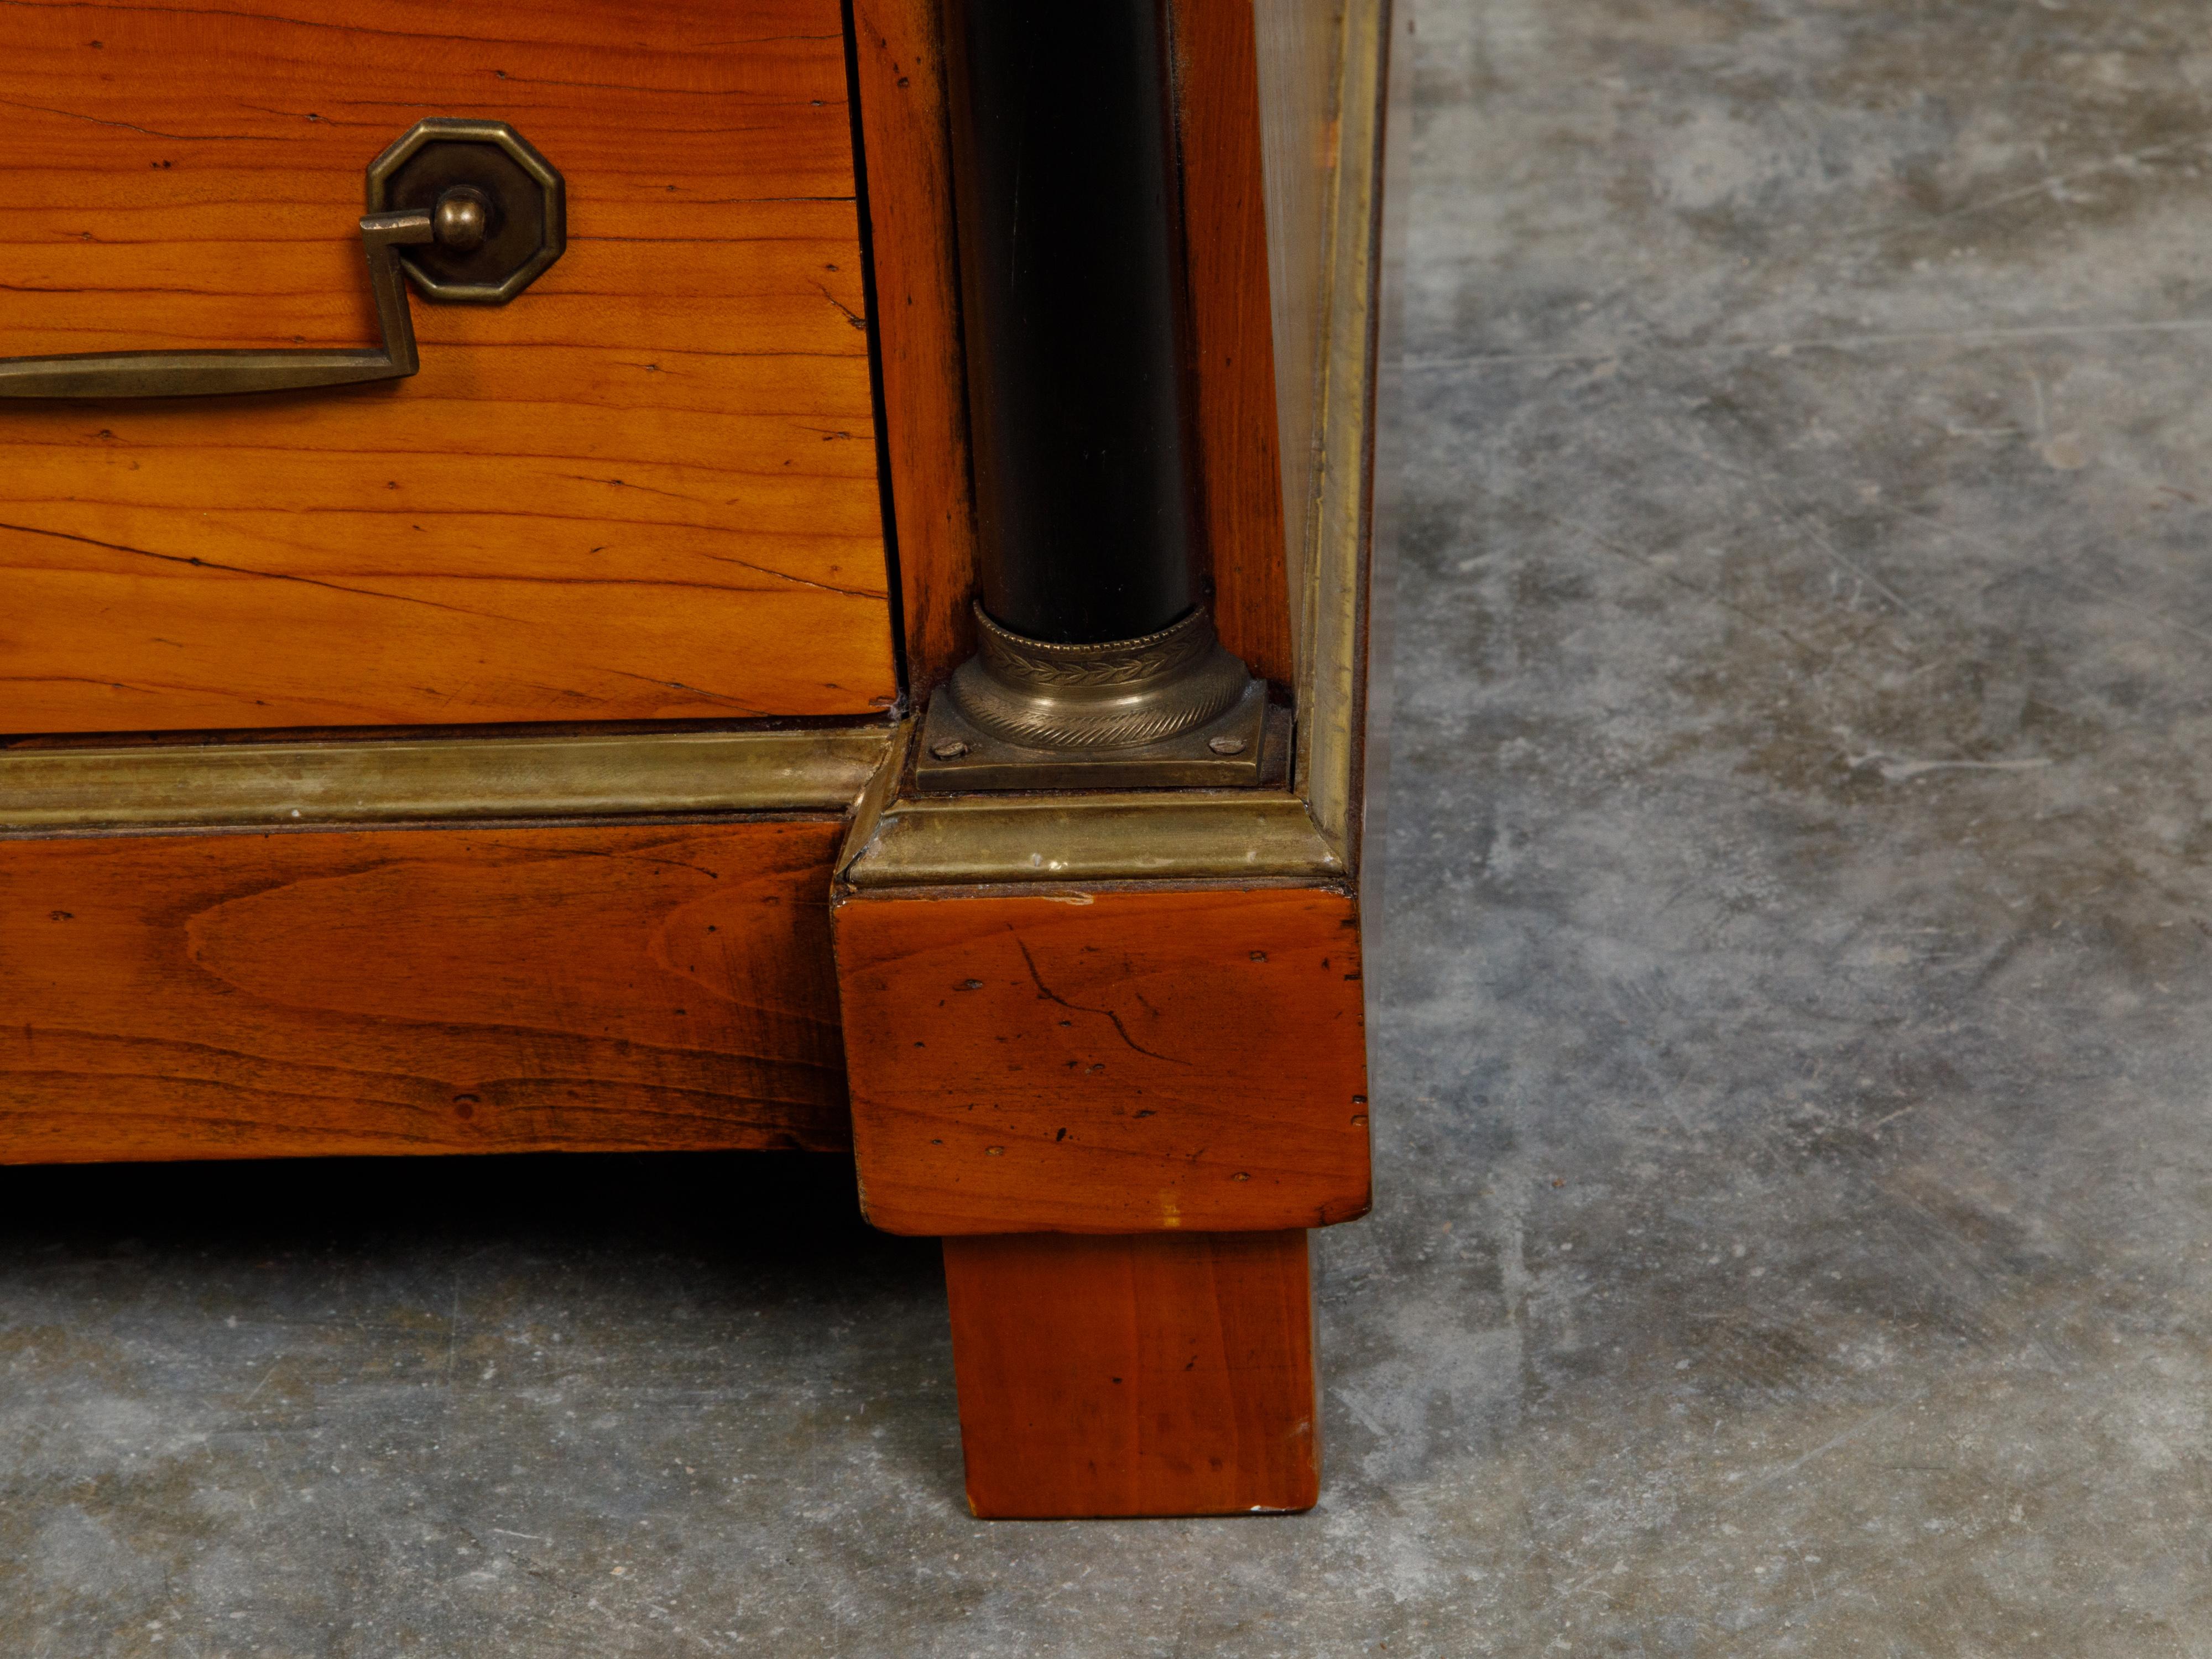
<box><xmin>942</xmin><ymin>1229</ymin><xmax>1319</xmax><ymax>1519</ymax></box>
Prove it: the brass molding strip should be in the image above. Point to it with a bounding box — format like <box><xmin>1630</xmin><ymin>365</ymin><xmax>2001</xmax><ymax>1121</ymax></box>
<box><xmin>838</xmin><ymin>718</ymin><xmax>1340</xmax><ymax>888</ymax></box>
<box><xmin>1296</xmin><ymin>0</ymin><xmax>1391</xmax><ymax>873</ymax></box>
<box><xmin>839</xmin><ymin>786</ymin><xmax>1344</xmax><ymax>889</ymax></box>
<box><xmin>0</xmin><ymin>727</ymin><xmax>893</xmax><ymax>834</ymax></box>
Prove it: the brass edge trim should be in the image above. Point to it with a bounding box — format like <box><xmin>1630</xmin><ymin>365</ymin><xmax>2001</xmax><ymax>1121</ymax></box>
<box><xmin>836</xmin><ymin>718</ymin><xmax>916</xmax><ymax>877</ymax></box>
<box><xmin>1297</xmin><ymin>0</ymin><xmax>1390</xmax><ymax>873</ymax></box>
<box><xmin>838</xmin><ymin>785</ymin><xmax>1344</xmax><ymax>889</ymax></box>
<box><xmin>0</xmin><ymin>727</ymin><xmax>894</xmax><ymax>833</ymax></box>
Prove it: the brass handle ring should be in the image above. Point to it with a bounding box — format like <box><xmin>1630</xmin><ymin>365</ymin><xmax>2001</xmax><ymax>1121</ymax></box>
<box><xmin>0</xmin><ymin>210</ymin><xmax>436</xmax><ymax>400</ymax></box>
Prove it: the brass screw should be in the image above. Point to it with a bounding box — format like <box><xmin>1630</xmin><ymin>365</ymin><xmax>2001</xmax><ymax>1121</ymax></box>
<box><xmin>930</xmin><ymin>737</ymin><xmax>971</xmax><ymax>760</ymax></box>
<box><xmin>1208</xmin><ymin>734</ymin><xmax>1248</xmax><ymax>755</ymax></box>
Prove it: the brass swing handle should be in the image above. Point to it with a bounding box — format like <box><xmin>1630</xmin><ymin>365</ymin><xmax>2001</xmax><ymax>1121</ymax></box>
<box><xmin>0</xmin><ymin>208</ymin><xmax>437</xmax><ymax>400</ymax></box>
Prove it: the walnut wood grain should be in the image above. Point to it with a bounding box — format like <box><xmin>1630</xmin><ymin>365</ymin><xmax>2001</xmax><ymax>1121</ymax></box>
<box><xmin>0</xmin><ymin>820</ymin><xmax>851</xmax><ymax>1164</ymax></box>
<box><xmin>851</xmin><ymin>0</ymin><xmax>980</xmax><ymax>697</ymax></box>
<box><xmin>833</xmin><ymin>883</ymin><xmax>1371</xmax><ymax>1235</ymax></box>
<box><xmin>1172</xmin><ymin>0</ymin><xmax>1296</xmax><ymax>691</ymax></box>
<box><xmin>945</xmin><ymin>1228</ymin><xmax>1319</xmax><ymax>1517</ymax></box>
<box><xmin>0</xmin><ymin>0</ymin><xmax>896</xmax><ymax>734</ymax></box>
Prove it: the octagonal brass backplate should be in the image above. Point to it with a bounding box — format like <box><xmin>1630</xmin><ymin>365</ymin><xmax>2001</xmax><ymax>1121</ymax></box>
<box><xmin>366</xmin><ymin>118</ymin><xmax>565</xmax><ymax>304</ymax></box>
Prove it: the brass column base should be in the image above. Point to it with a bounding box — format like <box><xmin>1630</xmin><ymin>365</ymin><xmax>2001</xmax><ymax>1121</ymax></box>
<box><xmin>914</xmin><ymin>606</ymin><xmax>1286</xmax><ymax>793</ymax></box>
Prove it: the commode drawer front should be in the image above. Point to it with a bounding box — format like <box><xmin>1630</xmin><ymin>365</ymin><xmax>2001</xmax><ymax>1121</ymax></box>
<box><xmin>0</xmin><ymin>1</ymin><xmax>895</xmax><ymax>735</ymax></box>
<box><xmin>0</xmin><ymin>818</ymin><xmax>853</xmax><ymax>1163</ymax></box>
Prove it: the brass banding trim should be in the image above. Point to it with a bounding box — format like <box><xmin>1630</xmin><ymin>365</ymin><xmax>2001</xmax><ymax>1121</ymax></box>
<box><xmin>838</xmin><ymin>787</ymin><xmax>1344</xmax><ymax>888</ymax></box>
<box><xmin>1295</xmin><ymin>0</ymin><xmax>1391</xmax><ymax>871</ymax></box>
<box><xmin>0</xmin><ymin>727</ymin><xmax>892</xmax><ymax>834</ymax></box>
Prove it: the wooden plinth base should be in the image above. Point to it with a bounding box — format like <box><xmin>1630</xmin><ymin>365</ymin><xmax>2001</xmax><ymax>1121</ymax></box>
<box><xmin>835</xmin><ymin>884</ymin><xmax>1370</xmax><ymax>1237</ymax></box>
<box><xmin>942</xmin><ymin>1229</ymin><xmax>1319</xmax><ymax>1519</ymax></box>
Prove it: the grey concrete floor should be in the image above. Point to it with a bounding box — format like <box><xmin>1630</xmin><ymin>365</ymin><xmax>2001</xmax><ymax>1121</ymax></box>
<box><xmin>10</xmin><ymin>0</ymin><xmax>2212</xmax><ymax>1652</ymax></box>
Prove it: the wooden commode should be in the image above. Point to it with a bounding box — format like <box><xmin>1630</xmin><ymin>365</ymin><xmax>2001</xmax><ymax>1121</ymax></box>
<box><xmin>0</xmin><ymin>0</ymin><xmax>1401</xmax><ymax>1519</ymax></box>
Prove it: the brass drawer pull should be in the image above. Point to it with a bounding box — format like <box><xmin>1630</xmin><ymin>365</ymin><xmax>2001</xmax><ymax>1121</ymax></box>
<box><xmin>0</xmin><ymin>210</ymin><xmax>436</xmax><ymax>400</ymax></box>
<box><xmin>0</xmin><ymin>118</ymin><xmax>563</xmax><ymax>401</ymax></box>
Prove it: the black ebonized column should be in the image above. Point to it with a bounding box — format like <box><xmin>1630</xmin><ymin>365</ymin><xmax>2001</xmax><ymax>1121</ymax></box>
<box><xmin>944</xmin><ymin>0</ymin><xmax>1195</xmax><ymax>646</ymax></box>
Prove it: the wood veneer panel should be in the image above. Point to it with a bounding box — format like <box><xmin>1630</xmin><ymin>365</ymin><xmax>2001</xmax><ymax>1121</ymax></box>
<box><xmin>0</xmin><ymin>820</ymin><xmax>851</xmax><ymax>1164</ymax></box>
<box><xmin>851</xmin><ymin>0</ymin><xmax>980</xmax><ymax>697</ymax></box>
<box><xmin>1172</xmin><ymin>0</ymin><xmax>1295</xmax><ymax>690</ymax></box>
<box><xmin>834</xmin><ymin>883</ymin><xmax>1371</xmax><ymax>1235</ymax></box>
<box><xmin>0</xmin><ymin>0</ymin><xmax>896</xmax><ymax>734</ymax></box>
<box><xmin>945</xmin><ymin>1229</ymin><xmax>1319</xmax><ymax>1517</ymax></box>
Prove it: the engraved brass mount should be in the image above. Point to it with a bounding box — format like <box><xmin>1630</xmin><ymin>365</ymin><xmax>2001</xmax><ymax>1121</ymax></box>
<box><xmin>915</xmin><ymin>605</ymin><xmax>1284</xmax><ymax>792</ymax></box>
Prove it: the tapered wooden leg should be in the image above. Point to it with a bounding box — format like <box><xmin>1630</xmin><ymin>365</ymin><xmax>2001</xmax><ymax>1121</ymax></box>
<box><xmin>942</xmin><ymin>1229</ymin><xmax>1319</xmax><ymax>1519</ymax></box>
